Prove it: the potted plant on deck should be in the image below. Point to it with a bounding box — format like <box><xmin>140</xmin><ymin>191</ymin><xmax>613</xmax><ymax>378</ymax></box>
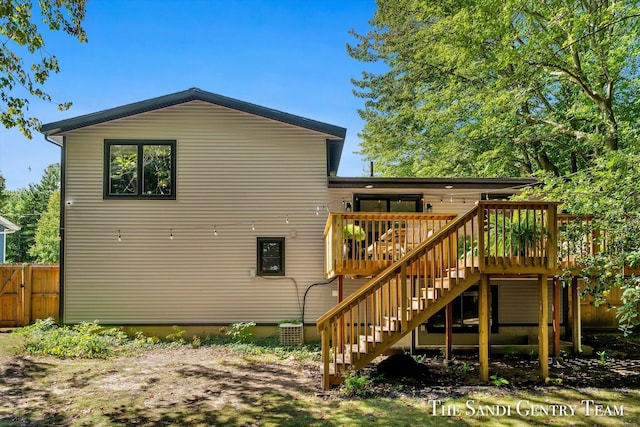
<box><xmin>343</xmin><ymin>224</ymin><xmax>366</xmax><ymax>259</ymax></box>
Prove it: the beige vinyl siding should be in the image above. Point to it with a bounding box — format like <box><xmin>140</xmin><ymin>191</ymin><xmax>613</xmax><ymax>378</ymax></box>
<box><xmin>498</xmin><ymin>279</ymin><xmax>563</xmax><ymax>324</ymax></box>
<box><xmin>63</xmin><ymin>101</ymin><xmax>338</xmax><ymax>324</ymax></box>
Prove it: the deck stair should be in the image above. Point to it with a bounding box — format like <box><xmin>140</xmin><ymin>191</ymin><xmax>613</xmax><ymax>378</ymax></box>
<box><xmin>318</xmin><ymin>202</ymin><xmax>560</xmax><ymax>389</ymax></box>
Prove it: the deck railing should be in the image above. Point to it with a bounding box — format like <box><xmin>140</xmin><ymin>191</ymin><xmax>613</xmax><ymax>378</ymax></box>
<box><xmin>318</xmin><ymin>201</ymin><xmax>562</xmax><ymax>389</ymax></box>
<box><xmin>324</xmin><ymin>203</ymin><xmax>561</xmax><ymax>278</ymax></box>
<box><xmin>318</xmin><ymin>206</ymin><xmax>482</xmax><ymax>388</ymax></box>
<box><xmin>477</xmin><ymin>201</ymin><xmax>559</xmax><ymax>273</ymax></box>
<box><xmin>323</xmin><ymin>213</ymin><xmax>457</xmax><ymax>278</ymax></box>
<box><xmin>557</xmin><ymin>214</ymin><xmax>598</xmax><ymax>270</ymax></box>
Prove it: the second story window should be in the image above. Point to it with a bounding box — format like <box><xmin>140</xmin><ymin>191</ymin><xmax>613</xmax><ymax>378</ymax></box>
<box><xmin>105</xmin><ymin>140</ymin><xmax>176</xmax><ymax>199</ymax></box>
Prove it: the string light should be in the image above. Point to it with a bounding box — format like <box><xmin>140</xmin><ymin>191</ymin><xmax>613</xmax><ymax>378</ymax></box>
<box><xmin>101</xmin><ymin>182</ymin><xmax>537</xmax><ymax>242</ymax></box>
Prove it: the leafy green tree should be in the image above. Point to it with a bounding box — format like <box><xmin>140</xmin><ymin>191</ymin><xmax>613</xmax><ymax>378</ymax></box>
<box><xmin>349</xmin><ymin>0</ymin><xmax>640</xmax><ymax>177</ymax></box>
<box><xmin>0</xmin><ymin>171</ymin><xmax>5</xmax><ymax>206</ymax></box>
<box><xmin>4</xmin><ymin>163</ymin><xmax>59</xmax><ymax>262</ymax></box>
<box><xmin>0</xmin><ymin>0</ymin><xmax>87</xmax><ymax>138</ymax></box>
<box><xmin>525</xmin><ymin>152</ymin><xmax>640</xmax><ymax>335</ymax></box>
<box><xmin>352</xmin><ymin>1</ymin><xmax>640</xmax><ymax>333</ymax></box>
<box><xmin>29</xmin><ymin>189</ymin><xmax>59</xmax><ymax>262</ymax></box>
<box><xmin>2</xmin><ymin>188</ymin><xmax>27</xmax><ymax>261</ymax></box>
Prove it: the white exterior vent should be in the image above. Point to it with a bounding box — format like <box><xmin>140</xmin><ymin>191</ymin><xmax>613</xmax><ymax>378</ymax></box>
<box><xmin>279</xmin><ymin>323</ymin><xmax>304</xmax><ymax>346</ymax></box>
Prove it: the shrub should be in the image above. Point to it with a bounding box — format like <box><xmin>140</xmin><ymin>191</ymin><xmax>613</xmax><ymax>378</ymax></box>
<box><xmin>14</xmin><ymin>318</ymin><xmax>129</xmax><ymax>358</ymax></box>
<box><xmin>226</xmin><ymin>322</ymin><xmax>256</xmax><ymax>343</ymax></box>
<box><xmin>341</xmin><ymin>372</ymin><xmax>374</xmax><ymax>397</ymax></box>
<box><xmin>165</xmin><ymin>325</ymin><xmax>187</xmax><ymax>343</ymax></box>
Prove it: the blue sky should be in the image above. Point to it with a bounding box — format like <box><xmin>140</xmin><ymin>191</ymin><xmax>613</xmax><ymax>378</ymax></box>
<box><xmin>0</xmin><ymin>0</ymin><xmax>381</xmax><ymax>190</ymax></box>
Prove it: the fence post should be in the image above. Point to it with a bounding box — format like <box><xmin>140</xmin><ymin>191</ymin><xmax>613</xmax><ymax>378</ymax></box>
<box><xmin>22</xmin><ymin>264</ymin><xmax>32</xmax><ymax>326</ymax></box>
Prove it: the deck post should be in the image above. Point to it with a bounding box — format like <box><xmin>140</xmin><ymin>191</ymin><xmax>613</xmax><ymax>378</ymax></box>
<box><xmin>571</xmin><ymin>277</ymin><xmax>582</xmax><ymax>354</ymax></box>
<box><xmin>552</xmin><ymin>276</ymin><xmax>561</xmax><ymax>357</ymax></box>
<box><xmin>321</xmin><ymin>327</ymin><xmax>330</xmax><ymax>391</ymax></box>
<box><xmin>445</xmin><ymin>301</ymin><xmax>453</xmax><ymax>360</ymax></box>
<box><xmin>478</xmin><ymin>274</ymin><xmax>490</xmax><ymax>382</ymax></box>
<box><xmin>538</xmin><ymin>274</ymin><xmax>549</xmax><ymax>379</ymax></box>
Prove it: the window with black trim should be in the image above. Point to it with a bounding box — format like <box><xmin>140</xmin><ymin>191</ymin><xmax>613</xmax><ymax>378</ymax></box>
<box><xmin>105</xmin><ymin>140</ymin><xmax>176</xmax><ymax>199</ymax></box>
<box><xmin>257</xmin><ymin>237</ymin><xmax>285</xmax><ymax>276</ymax></box>
<box><xmin>426</xmin><ymin>286</ymin><xmax>499</xmax><ymax>333</ymax></box>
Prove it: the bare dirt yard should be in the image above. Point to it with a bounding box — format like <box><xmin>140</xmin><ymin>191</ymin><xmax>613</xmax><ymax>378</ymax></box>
<box><xmin>1</xmin><ymin>330</ymin><xmax>640</xmax><ymax>426</ymax></box>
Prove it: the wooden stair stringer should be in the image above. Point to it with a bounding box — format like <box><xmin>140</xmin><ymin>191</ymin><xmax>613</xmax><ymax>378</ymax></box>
<box><xmin>346</xmin><ymin>270</ymin><xmax>482</xmax><ymax>374</ymax></box>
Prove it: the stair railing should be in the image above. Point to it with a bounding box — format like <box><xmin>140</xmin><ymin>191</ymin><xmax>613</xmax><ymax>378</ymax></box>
<box><xmin>317</xmin><ymin>201</ymin><xmax>562</xmax><ymax>389</ymax></box>
<box><xmin>317</xmin><ymin>205</ymin><xmax>481</xmax><ymax>389</ymax></box>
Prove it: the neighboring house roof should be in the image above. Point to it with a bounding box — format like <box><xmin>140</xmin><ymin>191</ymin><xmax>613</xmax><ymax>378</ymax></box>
<box><xmin>328</xmin><ymin>177</ymin><xmax>538</xmax><ymax>189</ymax></box>
<box><xmin>0</xmin><ymin>215</ymin><xmax>20</xmax><ymax>233</ymax></box>
<box><xmin>40</xmin><ymin>87</ymin><xmax>346</xmax><ymax>176</ymax></box>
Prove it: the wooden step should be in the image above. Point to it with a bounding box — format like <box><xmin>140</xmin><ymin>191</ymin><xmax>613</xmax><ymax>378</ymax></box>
<box><xmin>445</xmin><ymin>268</ymin><xmax>467</xmax><ymax>279</ymax></box>
<box><xmin>333</xmin><ymin>352</ymin><xmax>352</xmax><ymax>365</ymax></box>
<box><xmin>421</xmin><ymin>287</ymin><xmax>440</xmax><ymax>301</ymax></box>
<box><xmin>410</xmin><ymin>296</ymin><xmax>424</xmax><ymax>310</ymax></box>
<box><xmin>370</xmin><ymin>324</ymin><xmax>399</xmax><ymax>341</ymax></box>
<box><xmin>358</xmin><ymin>334</ymin><xmax>380</xmax><ymax>352</ymax></box>
<box><xmin>330</xmin><ymin>360</ymin><xmax>350</xmax><ymax>375</ymax></box>
<box><xmin>436</xmin><ymin>277</ymin><xmax>453</xmax><ymax>288</ymax></box>
<box><xmin>384</xmin><ymin>315</ymin><xmax>400</xmax><ymax>330</ymax></box>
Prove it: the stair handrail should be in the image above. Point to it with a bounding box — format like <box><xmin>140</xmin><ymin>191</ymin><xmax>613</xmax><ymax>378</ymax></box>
<box><xmin>317</xmin><ymin>205</ymin><xmax>479</xmax><ymax>331</ymax></box>
<box><xmin>318</xmin><ymin>201</ymin><xmax>562</xmax><ymax>331</ymax></box>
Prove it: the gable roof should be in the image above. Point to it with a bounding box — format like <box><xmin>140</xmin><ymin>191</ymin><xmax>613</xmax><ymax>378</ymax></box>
<box><xmin>0</xmin><ymin>215</ymin><xmax>20</xmax><ymax>233</ymax></box>
<box><xmin>40</xmin><ymin>87</ymin><xmax>347</xmax><ymax>140</ymax></box>
<box><xmin>40</xmin><ymin>87</ymin><xmax>346</xmax><ymax>176</ymax></box>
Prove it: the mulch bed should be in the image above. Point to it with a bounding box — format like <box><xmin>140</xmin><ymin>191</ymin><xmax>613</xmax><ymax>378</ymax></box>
<box><xmin>358</xmin><ymin>333</ymin><xmax>640</xmax><ymax>398</ymax></box>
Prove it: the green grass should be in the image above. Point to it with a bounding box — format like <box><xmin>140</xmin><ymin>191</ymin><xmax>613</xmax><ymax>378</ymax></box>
<box><xmin>2</xmin><ymin>324</ymin><xmax>639</xmax><ymax>426</ymax></box>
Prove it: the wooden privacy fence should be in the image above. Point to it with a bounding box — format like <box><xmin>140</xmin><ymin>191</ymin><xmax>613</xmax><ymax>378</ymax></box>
<box><xmin>579</xmin><ymin>286</ymin><xmax>623</xmax><ymax>329</ymax></box>
<box><xmin>0</xmin><ymin>264</ymin><xmax>59</xmax><ymax>327</ymax></box>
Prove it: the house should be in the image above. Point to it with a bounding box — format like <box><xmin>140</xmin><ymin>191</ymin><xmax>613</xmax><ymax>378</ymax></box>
<box><xmin>41</xmin><ymin>88</ymin><xmax>594</xmax><ymax>388</ymax></box>
<box><xmin>0</xmin><ymin>215</ymin><xmax>20</xmax><ymax>263</ymax></box>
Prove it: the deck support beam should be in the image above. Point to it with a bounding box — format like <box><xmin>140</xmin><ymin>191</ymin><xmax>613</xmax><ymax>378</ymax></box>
<box><xmin>538</xmin><ymin>274</ymin><xmax>549</xmax><ymax>379</ymax></box>
<box><xmin>571</xmin><ymin>277</ymin><xmax>582</xmax><ymax>354</ymax></box>
<box><xmin>552</xmin><ymin>276</ymin><xmax>560</xmax><ymax>358</ymax></box>
<box><xmin>478</xmin><ymin>274</ymin><xmax>490</xmax><ymax>382</ymax></box>
<box><xmin>445</xmin><ymin>301</ymin><xmax>453</xmax><ymax>360</ymax></box>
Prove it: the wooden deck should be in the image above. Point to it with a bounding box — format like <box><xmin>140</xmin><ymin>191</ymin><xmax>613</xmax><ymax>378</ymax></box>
<box><xmin>317</xmin><ymin>201</ymin><xmax>589</xmax><ymax>390</ymax></box>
